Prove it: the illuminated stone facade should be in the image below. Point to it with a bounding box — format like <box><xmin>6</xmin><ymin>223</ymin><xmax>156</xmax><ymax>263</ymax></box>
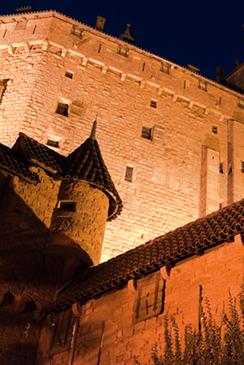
<box><xmin>0</xmin><ymin>11</ymin><xmax>243</xmax><ymax>261</ymax></box>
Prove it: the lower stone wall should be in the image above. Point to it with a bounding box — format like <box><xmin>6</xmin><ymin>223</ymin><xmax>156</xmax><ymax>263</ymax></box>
<box><xmin>39</xmin><ymin>235</ymin><xmax>244</xmax><ymax>365</ymax></box>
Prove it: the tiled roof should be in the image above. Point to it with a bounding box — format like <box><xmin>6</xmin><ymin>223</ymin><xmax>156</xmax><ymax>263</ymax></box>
<box><xmin>1</xmin><ymin>128</ymin><xmax>122</xmax><ymax>220</ymax></box>
<box><xmin>63</xmin><ymin>135</ymin><xmax>122</xmax><ymax>220</ymax></box>
<box><xmin>0</xmin><ymin>143</ymin><xmax>39</xmax><ymax>183</ymax></box>
<box><xmin>49</xmin><ymin>199</ymin><xmax>244</xmax><ymax>312</ymax></box>
<box><xmin>12</xmin><ymin>133</ymin><xmax>65</xmax><ymax>174</ymax></box>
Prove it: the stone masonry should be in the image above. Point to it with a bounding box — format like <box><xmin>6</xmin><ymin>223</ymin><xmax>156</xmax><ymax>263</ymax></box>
<box><xmin>0</xmin><ymin>11</ymin><xmax>243</xmax><ymax>261</ymax></box>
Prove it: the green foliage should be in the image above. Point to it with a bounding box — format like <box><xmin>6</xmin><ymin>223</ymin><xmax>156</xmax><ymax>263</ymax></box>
<box><xmin>149</xmin><ymin>286</ymin><xmax>244</xmax><ymax>365</ymax></box>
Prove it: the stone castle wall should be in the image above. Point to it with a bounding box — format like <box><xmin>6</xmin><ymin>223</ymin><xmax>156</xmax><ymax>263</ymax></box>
<box><xmin>0</xmin><ymin>11</ymin><xmax>243</xmax><ymax>261</ymax></box>
<box><xmin>38</xmin><ymin>235</ymin><xmax>244</xmax><ymax>365</ymax></box>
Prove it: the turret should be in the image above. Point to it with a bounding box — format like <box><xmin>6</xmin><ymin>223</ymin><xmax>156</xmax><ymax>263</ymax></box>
<box><xmin>50</xmin><ymin>121</ymin><xmax>122</xmax><ymax>265</ymax></box>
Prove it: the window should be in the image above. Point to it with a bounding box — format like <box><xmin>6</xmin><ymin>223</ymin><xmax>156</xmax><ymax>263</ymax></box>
<box><xmin>212</xmin><ymin>126</ymin><xmax>218</xmax><ymax>134</ymax></box>
<box><xmin>71</xmin><ymin>25</ymin><xmax>83</xmax><ymax>38</ymax></box>
<box><xmin>118</xmin><ymin>46</ymin><xmax>128</xmax><ymax>57</ymax></box>
<box><xmin>161</xmin><ymin>62</ymin><xmax>170</xmax><ymax>74</ymax></box>
<box><xmin>141</xmin><ymin>127</ymin><xmax>152</xmax><ymax>140</ymax></box>
<box><xmin>0</xmin><ymin>79</ymin><xmax>8</xmax><ymax>102</ymax></box>
<box><xmin>125</xmin><ymin>166</ymin><xmax>133</xmax><ymax>182</ymax></box>
<box><xmin>59</xmin><ymin>201</ymin><xmax>77</xmax><ymax>212</ymax></box>
<box><xmin>219</xmin><ymin>162</ymin><xmax>224</xmax><ymax>174</ymax></box>
<box><xmin>47</xmin><ymin>139</ymin><xmax>60</xmax><ymax>148</ymax></box>
<box><xmin>241</xmin><ymin>161</ymin><xmax>244</xmax><ymax>173</ymax></box>
<box><xmin>150</xmin><ymin>100</ymin><xmax>157</xmax><ymax>108</ymax></box>
<box><xmin>56</xmin><ymin>101</ymin><xmax>69</xmax><ymax>117</ymax></box>
<box><xmin>65</xmin><ymin>71</ymin><xmax>73</xmax><ymax>79</ymax></box>
<box><xmin>198</xmin><ymin>80</ymin><xmax>207</xmax><ymax>91</ymax></box>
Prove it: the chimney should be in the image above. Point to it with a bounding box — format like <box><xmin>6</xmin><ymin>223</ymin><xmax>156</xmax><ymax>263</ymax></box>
<box><xmin>120</xmin><ymin>24</ymin><xmax>134</xmax><ymax>44</ymax></box>
<box><xmin>215</xmin><ymin>66</ymin><xmax>225</xmax><ymax>83</ymax></box>
<box><xmin>95</xmin><ymin>16</ymin><xmax>106</xmax><ymax>31</ymax></box>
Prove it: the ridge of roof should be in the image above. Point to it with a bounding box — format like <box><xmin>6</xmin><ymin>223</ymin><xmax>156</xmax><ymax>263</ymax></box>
<box><xmin>49</xmin><ymin>199</ymin><xmax>244</xmax><ymax>312</ymax></box>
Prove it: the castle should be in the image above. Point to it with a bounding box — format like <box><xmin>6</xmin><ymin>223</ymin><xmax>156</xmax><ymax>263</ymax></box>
<box><xmin>0</xmin><ymin>9</ymin><xmax>243</xmax><ymax>365</ymax></box>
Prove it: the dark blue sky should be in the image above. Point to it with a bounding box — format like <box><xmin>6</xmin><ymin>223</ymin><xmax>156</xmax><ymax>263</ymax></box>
<box><xmin>1</xmin><ymin>0</ymin><xmax>243</xmax><ymax>80</ymax></box>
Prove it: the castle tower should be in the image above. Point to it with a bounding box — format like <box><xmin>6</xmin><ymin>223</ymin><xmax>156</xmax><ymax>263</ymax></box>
<box><xmin>0</xmin><ymin>10</ymin><xmax>243</xmax><ymax>261</ymax></box>
<box><xmin>50</xmin><ymin>121</ymin><xmax>122</xmax><ymax>265</ymax></box>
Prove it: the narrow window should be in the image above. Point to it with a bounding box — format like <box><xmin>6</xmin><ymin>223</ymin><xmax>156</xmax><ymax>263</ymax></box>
<box><xmin>0</xmin><ymin>79</ymin><xmax>8</xmax><ymax>102</ymax></box>
<box><xmin>142</xmin><ymin>62</ymin><xmax>146</xmax><ymax>71</ymax></box>
<box><xmin>125</xmin><ymin>166</ymin><xmax>133</xmax><ymax>182</ymax></box>
<box><xmin>98</xmin><ymin>44</ymin><xmax>102</xmax><ymax>53</ymax></box>
<box><xmin>198</xmin><ymin>79</ymin><xmax>207</xmax><ymax>91</ymax></box>
<box><xmin>161</xmin><ymin>62</ymin><xmax>170</xmax><ymax>74</ymax></box>
<box><xmin>56</xmin><ymin>101</ymin><xmax>69</xmax><ymax>117</ymax></box>
<box><xmin>212</xmin><ymin>126</ymin><xmax>218</xmax><ymax>134</ymax></box>
<box><xmin>150</xmin><ymin>100</ymin><xmax>157</xmax><ymax>108</ymax></box>
<box><xmin>59</xmin><ymin>201</ymin><xmax>77</xmax><ymax>212</ymax></box>
<box><xmin>241</xmin><ymin>161</ymin><xmax>244</xmax><ymax>173</ymax></box>
<box><xmin>65</xmin><ymin>71</ymin><xmax>73</xmax><ymax>79</ymax></box>
<box><xmin>47</xmin><ymin>139</ymin><xmax>60</xmax><ymax>148</ymax></box>
<box><xmin>141</xmin><ymin>127</ymin><xmax>152</xmax><ymax>140</ymax></box>
<box><xmin>219</xmin><ymin>162</ymin><xmax>224</xmax><ymax>174</ymax></box>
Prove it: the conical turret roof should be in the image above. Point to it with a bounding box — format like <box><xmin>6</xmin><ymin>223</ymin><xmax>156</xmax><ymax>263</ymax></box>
<box><xmin>63</xmin><ymin>121</ymin><xmax>122</xmax><ymax>220</ymax></box>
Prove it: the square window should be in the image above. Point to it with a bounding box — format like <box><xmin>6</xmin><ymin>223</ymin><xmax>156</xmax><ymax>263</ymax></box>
<box><xmin>71</xmin><ymin>25</ymin><xmax>83</xmax><ymax>38</ymax></box>
<box><xmin>47</xmin><ymin>139</ymin><xmax>59</xmax><ymax>148</ymax></box>
<box><xmin>198</xmin><ymin>80</ymin><xmax>207</xmax><ymax>91</ymax></box>
<box><xmin>65</xmin><ymin>71</ymin><xmax>73</xmax><ymax>79</ymax></box>
<box><xmin>125</xmin><ymin>166</ymin><xmax>133</xmax><ymax>182</ymax></box>
<box><xmin>160</xmin><ymin>62</ymin><xmax>170</xmax><ymax>74</ymax></box>
<box><xmin>118</xmin><ymin>46</ymin><xmax>128</xmax><ymax>57</ymax></box>
<box><xmin>56</xmin><ymin>102</ymin><xmax>69</xmax><ymax>117</ymax></box>
<box><xmin>150</xmin><ymin>100</ymin><xmax>157</xmax><ymax>108</ymax></box>
<box><xmin>141</xmin><ymin>127</ymin><xmax>152</xmax><ymax>140</ymax></box>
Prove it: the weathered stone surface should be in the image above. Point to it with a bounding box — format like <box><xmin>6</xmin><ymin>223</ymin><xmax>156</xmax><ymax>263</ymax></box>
<box><xmin>0</xmin><ymin>11</ymin><xmax>243</xmax><ymax>261</ymax></box>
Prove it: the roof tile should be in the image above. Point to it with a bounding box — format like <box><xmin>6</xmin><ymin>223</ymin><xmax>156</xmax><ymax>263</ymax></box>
<box><xmin>49</xmin><ymin>199</ymin><xmax>244</xmax><ymax>312</ymax></box>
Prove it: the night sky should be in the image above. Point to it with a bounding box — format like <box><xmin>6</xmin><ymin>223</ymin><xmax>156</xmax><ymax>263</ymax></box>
<box><xmin>0</xmin><ymin>0</ymin><xmax>243</xmax><ymax>80</ymax></box>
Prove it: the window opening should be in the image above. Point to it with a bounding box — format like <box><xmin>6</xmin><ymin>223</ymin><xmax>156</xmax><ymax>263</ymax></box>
<box><xmin>141</xmin><ymin>127</ymin><xmax>152</xmax><ymax>140</ymax></box>
<box><xmin>125</xmin><ymin>166</ymin><xmax>133</xmax><ymax>182</ymax></box>
<box><xmin>198</xmin><ymin>79</ymin><xmax>208</xmax><ymax>91</ymax></box>
<box><xmin>150</xmin><ymin>100</ymin><xmax>157</xmax><ymax>108</ymax></box>
<box><xmin>47</xmin><ymin>139</ymin><xmax>60</xmax><ymax>148</ymax></box>
<box><xmin>56</xmin><ymin>101</ymin><xmax>69</xmax><ymax>117</ymax></box>
<box><xmin>65</xmin><ymin>71</ymin><xmax>73</xmax><ymax>79</ymax></box>
<box><xmin>59</xmin><ymin>201</ymin><xmax>77</xmax><ymax>212</ymax></box>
